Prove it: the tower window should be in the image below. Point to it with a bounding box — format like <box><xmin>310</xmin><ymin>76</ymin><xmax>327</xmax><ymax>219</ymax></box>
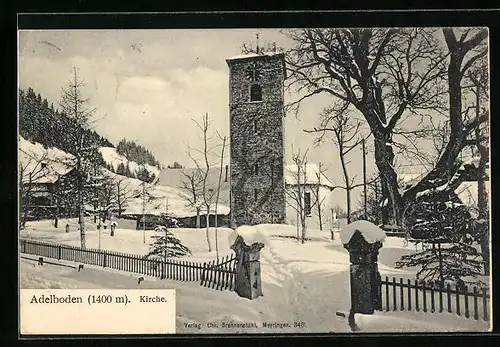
<box><xmin>253</xmin><ymin>119</ymin><xmax>258</xmax><ymax>133</ymax></box>
<box><xmin>304</xmin><ymin>192</ymin><xmax>311</xmax><ymax>216</ymax></box>
<box><xmin>253</xmin><ymin>163</ymin><xmax>258</xmax><ymax>176</ymax></box>
<box><xmin>250</xmin><ymin>84</ymin><xmax>262</xmax><ymax>102</ymax></box>
<box><xmin>254</xmin><ymin>188</ymin><xmax>258</xmax><ymax>201</ymax></box>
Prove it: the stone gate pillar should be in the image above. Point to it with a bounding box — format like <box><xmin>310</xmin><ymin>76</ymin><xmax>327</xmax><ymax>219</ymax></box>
<box><xmin>340</xmin><ymin>220</ymin><xmax>385</xmax><ymax>328</ymax></box>
<box><xmin>229</xmin><ymin>226</ymin><xmax>265</xmax><ymax>300</ymax></box>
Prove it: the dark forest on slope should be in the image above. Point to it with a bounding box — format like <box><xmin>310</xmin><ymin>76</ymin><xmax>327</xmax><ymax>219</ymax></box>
<box><xmin>116</xmin><ymin>139</ymin><xmax>162</xmax><ymax>169</ymax></box>
<box><xmin>18</xmin><ymin>87</ymin><xmax>162</xmax><ymax>182</ymax></box>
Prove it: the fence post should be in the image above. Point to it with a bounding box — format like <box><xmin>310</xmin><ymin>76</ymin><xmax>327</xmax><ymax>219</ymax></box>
<box><xmin>464</xmin><ymin>285</ymin><xmax>469</xmax><ymax>318</ymax></box>
<box><xmin>58</xmin><ymin>245</ymin><xmax>62</xmax><ymax>260</ymax></box>
<box><xmin>439</xmin><ymin>284</ymin><xmax>444</xmax><ymax>313</ymax></box>
<box><xmin>400</xmin><ymin>278</ymin><xmax>404</xmax><ymax>311</ymax></box>
<box><xmin>473</xmin><ymin>287</ymin><xmax>479</xmax><ymax>320</ymax></box>
<box><xmin>407</xmin><ymin>279</ymin><xmax>411</xmax><ymax>311</ymax></box>
<box><xmin>415</xmin><ymin>279</ymin><xmax>419</xmax><ymax>312</ymax></box>
<box><xmin>392</xmin><ymin>277</ymin><xmax>397</xmax><ymax>311</ymax></box>
<box><xmin>103</xmin><ymin>252</ymin><xmax>107</xmax><ymax>268</ymax></box>
<box><xmin>430</xmin><ymin>284</ymin><xmax>435</xmax><ymax>313</ymax></box>
<box><xmin>447</xmin><ymin>283</ymin><xmax>452</xmax><ymax>313</ymax></box>
<box><xmin>422</xmin><ymin>281</ymin><xmax>427</xmax><ymax>313</ymax></box>
<box><xmin>385</xmin><ymin>276</ymin><xmax>389</xmax><ymax>312</ymax></box>
<box><xmin>200</xmin><ymin>262</ymin><xmax>206</xmax><ymax>286</ymax></box>
<box><xmin>482</xmin><ymin>288</ymin><xmax>488</xmax><ymax>321</ymax></box>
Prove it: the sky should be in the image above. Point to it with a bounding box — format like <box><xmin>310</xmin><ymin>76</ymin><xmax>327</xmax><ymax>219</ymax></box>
<box><xmin>18</xmin><ymin>28</ymin><xmax>473</xmax><ymax>212</ymax></box>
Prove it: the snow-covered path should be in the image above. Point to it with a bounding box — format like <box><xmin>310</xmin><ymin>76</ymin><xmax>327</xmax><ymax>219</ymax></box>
<box><xmin>19</xmin><ymin>220</ymin><xmax>491</xmax><ymax>333</ymax></box>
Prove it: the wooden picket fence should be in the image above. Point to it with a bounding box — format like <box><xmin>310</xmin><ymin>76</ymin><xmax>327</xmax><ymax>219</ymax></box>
<box><xmin>200</xmin><ymin>255</ymin><xmax>237</xmax><ymax>291</ymax></box>
<box><xmin>19</xmin><ymin>238</ymin><xmax>236</xmax><ymax>291</ymax></box>
<box><xmin>380</xmin><ymin>276</ymin><xmax>490</xmax><ymax>321</ymax></box>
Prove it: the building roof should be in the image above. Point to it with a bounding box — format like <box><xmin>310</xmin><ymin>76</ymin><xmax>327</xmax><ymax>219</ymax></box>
<box><xmin>284</xmin><ymin>163</ymin><xmax>335</xmax><ymax>189</ymax></box>
<box><xmin>122</xmin><ymin>184</ymin><xmax>230</xmax><ymax>218</ymax></box>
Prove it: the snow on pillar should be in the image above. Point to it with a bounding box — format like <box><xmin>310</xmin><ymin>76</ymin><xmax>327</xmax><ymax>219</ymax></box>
<box><xmin>229</xmin><ymin>226</ymin><xmax>266</xmax><ymax>300</ymax></box>
<box><xmin>341</xmin><ymin>220</ymin><xmax>386</xmax><ymax>324</ymax></box>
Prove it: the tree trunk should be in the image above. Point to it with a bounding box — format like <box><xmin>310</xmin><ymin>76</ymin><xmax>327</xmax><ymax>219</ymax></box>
<box><xmin>79</xmin><ymin>205</ymin><xmax>86</xmax><ymax>249</ymax></box>
<box><xmin>346</xmin><ymin>188</ymin><xmax>351</xmax><ymax>224</ymax></box>
<box><xmin>301</xmin><ymin>216</ymin><xmax>307</xmax><ymax>244</ymax></box>
<box><xmin>215</xmin><ymin>213</ymin><xmax>219</xmax><ymax>260</ymax></box>
<box><xmin>318</xmin><ymin>204</ymin><xmax>323</xmax><ymax>231</ymax></box>
<box><xmin>339</xmin><ymin>146</ymin><xmax>353</xmax><ymax>224</ymax></box>
<box><xmin>54</xmin><ymin>195</ymin><xmax>59</xmax><ymax>228</ymax></box>
<box><xmin>296</xmin><ymin>205</ymin><xmax>300</xmax><ymax>241</ymax></box>
<box><xmin>477</xmin><ymin>144</ymin><xmax>489</xmax><ymax>275</ymax></box>
<box><xmin>372</xmin><ymin>135</ymin><xmax>403</xmax><ymax>229</ymax></box>
<box><xmin>196</xmin><ymin>207</ymin><xmax>201</xmax><ymax>228</ymax></box>
<box><xmin>22</xmin><ymin>173</ymin><xmax>33</xmax><ymax>229</ymax></box>
<box><xmin>205</xmin><ymin>207</ymin><xmax>212</xmax><ymax>252</ymax></box>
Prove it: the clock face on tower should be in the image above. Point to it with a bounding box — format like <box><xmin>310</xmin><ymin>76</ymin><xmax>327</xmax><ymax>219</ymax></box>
<box><xmin>245</xmin><ymin>63</ymin><xmax>262</xmax><ymax>82</ymax></box>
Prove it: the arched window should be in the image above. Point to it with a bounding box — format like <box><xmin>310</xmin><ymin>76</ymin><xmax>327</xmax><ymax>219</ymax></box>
<box><xmin>250</xmin><ymin>84</ymin><xmax>262</xmax><ymax>102</ymax></box>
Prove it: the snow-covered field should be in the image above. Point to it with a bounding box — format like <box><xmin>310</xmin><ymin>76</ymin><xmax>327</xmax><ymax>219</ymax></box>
<box><xmin>19</xmin><ymin>219</ymin><xmax>491</xmax><ymax>333</ymax></box>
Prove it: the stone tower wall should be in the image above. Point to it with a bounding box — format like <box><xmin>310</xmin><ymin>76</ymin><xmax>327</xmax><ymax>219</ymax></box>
<box><xmin>227</xmin><ymin>54</ymin><xmax>286</xmax><ymax>227</ymax></box>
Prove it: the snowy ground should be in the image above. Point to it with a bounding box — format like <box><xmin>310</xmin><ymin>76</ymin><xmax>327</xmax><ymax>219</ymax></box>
<box><xmin>19</xmin><ymin>218</ymin><xmax>491</xmax><ymax>333</ymax></box>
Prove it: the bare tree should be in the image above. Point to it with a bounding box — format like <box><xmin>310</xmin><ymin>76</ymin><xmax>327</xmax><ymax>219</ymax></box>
<box><xmin>188</xmin><ymin>113</ymin><xmax>222</xmax><ymax>252</ymax></box>
<box><xmin>98</xmin><ymin>173</ymin><xmax>118</xmax><ymax>223</ymax></box>
<box><xmin>214</xmin><ymin>132</ymin><xmax>228</xmax><ymax>260</ymax></box>
<box><xmin>58</xmin><ymin>67</ymin><xmax>99</xmax><ymax>249</ymax></box>
<box><xmin>179</xmin><ymin>168</ymin><xmax>204</xmax><ymax>228</ymax></box>
<box><xmin>283</xmin><ymin>148</ymin><xmax>320</xmax><ymax>244</ymax></box>
<box><xmin>286</xmin><ymin>28</ymin><xmax>488</xmax><ymax>230</ymax></box>
<box><xmin>19</xmin><ymin>148</ymin><xmax>50</xmax><ymax>229</ymax></box>
<box><xmin>310</xmin><ymin>162</ymin><xmax>328</xmax><ymax>231</ymax></box>
<box><xmin>116</xmin><ymin>177</ymin><xmax>133</xmax><ymax>217</ymax></box>
<box><xmin>305</xmin><ymin>106</ymin><xmax>373</xmax><ymax>223</ymax></box>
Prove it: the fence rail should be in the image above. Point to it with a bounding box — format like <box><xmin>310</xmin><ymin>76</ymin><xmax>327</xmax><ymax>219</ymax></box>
<box><xmin>20</xmin><ymin>238</ymin><xmax>236</xmax><ymax>291</ymax></box>
<box><xmin>380</xmin><ymin>276</ymin><xmax>490</xmax><ymax>321</ymax></box>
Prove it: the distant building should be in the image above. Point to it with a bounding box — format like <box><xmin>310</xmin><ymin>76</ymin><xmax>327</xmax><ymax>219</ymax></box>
<box><xmin>284</xmin><ymin>163</ymin><xmax>337</xmax><ymax>231</ymax></box>
<box><xmin>121</xmin><ymin>182</ymin><xmax>230</xmax><ymax>229</ymax></box>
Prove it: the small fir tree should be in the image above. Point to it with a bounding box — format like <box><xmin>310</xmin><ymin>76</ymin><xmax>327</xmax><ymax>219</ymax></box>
<box><xmin>396</xmin><ymin>188</ymin><xmax>485</xmax><ymax>289</ymax></box>
<box><xmin>145</xmin><ymin>216</ymin><xmax>191</xmax><ymax>259</ymax></box>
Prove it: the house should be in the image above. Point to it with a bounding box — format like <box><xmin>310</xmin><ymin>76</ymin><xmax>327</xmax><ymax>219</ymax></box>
<box><xmin>19</xmin><ymin>137</ymin><xmax>79</xmax><ymax>220</ymax></box>
<box><xmin>121</xmin><ymin>181</ymin><xmax>230</xmax><ymax>229</ymax></box>
<box><xmin>284</xmin><ymin>163</ymin><xmax>336</xmax><ymax>231</ymax></box>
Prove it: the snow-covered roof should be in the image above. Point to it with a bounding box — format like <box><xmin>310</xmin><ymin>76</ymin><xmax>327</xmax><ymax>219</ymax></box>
<box><xmin>284</xmin><ymin>163</ymin><xmax>335</xmax><ymax>189</ymax></box>
<box><xmin>19</xmin><ymin>137</ymin><xmax>75</xmax><ymax>184</ymax></box>
<box><xmin>226</xmin><ymin>51</ymin><xmax>284</xmax><ymax>62</ymax></box>
<box><xmin>454</xmin><ymin>181</ymin><xmax>490</xmax><ymax>213</ymax></box>
<box><xmin>340</xmin><ymin>220</ymin><xmax>386</xmax><ymax>245</ymax></box>
<box><xmin>228</xmin><ymin>225</ymin><xmax>266</xmax><ymax>247</ymax></box>
<box><xmin>122</xmin><ymin>184</ymin><xmax>230</xmax><ymax>218</ymax></box>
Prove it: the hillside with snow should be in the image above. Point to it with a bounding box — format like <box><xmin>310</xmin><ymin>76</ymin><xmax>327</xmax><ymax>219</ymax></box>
<box><xmin>19</xmin><ymin>136</ymin><xmax>159</xmax><ymax>183</ymax></box>
<box><xmin>99</xmin><ymin>147</ymin><xmax>160</xmax><ymax>182</ymax></box>
<box><xmin>19</xmin><ymin>136</ymin><xmax>228</xmax><ymax>219</ymax></box>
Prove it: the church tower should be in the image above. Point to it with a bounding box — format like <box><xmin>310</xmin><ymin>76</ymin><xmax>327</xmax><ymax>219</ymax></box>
<box><xmin>226</xmin><ymin>51</ymin><xmax>286</xmax><ymax>227</ymax></box>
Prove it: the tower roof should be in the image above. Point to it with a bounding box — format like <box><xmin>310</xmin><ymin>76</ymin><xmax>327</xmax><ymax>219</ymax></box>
<box><xmin>226</xmin><ymin>51</ymin><xmax>285</xmax><ymax>64</ymax></box>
